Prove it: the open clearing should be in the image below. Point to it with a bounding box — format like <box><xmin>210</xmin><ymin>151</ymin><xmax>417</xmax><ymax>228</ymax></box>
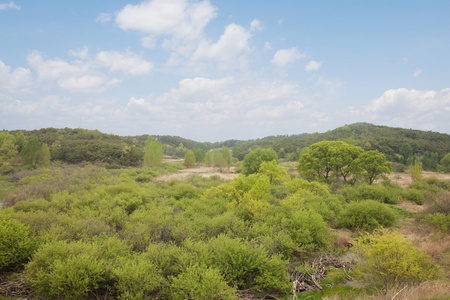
<box><xmin>153</xmin><ymin>166</ymin><xmax>239</xmax><ymax>182</ymax></box>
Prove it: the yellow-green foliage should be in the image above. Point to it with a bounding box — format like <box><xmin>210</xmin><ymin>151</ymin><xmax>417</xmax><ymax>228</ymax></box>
<box><xmin>284</xmin><ymin>177</ymin><xmax>330</xmax><ymax>196</ymax></box>
<box><xmin>338</xmin><ymin>200</ymin><xmax>397</xmax><ymax>230</ymax></box>
<box><xmin>353</xmin><ymin>229</ymin><xmax>440</xmax><ymax>292</ymax></box>
<box><xmin>169</xmin><ymin>264</ymin><xmax>237</xmax><ymax>300</ymax></box>
<box><xmin>423</xmin><ymin>213</ymin><xmax>450</xmax><ymax>232</ymax></box>
<box><xmin>258</xmin><ymin>160</ymin><xmax>290</xmax><ymax>185</ymax></box>
<box><xmin>204</xmin><ymin>235</ymin><xmax>291</xmax><ymax>293</ymax></box>
<box><xmin>112</xmin><ymin>253</ymin><xmax>164</xmax><ymax>300</ymax></box>
<box><xmin>0</xmin><ymin>214</ymin><xmax>35</xmax><ymax>270</ymax></box>
<box><xmin>3</xmin><ymin>165</ymin><xmax>340</xmax><ymax>298</ymax></box>
<box><xmin>409</xmin><ymin>161</ymin><xmax>424</xmax><ymax>183</ymax></box>
<box><xmin>25</xmin><ymin>240</ymin><xmax>107</xmax><ymax>299</ymax></box>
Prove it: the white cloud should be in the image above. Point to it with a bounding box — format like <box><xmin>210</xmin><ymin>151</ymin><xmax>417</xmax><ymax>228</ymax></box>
<box><xmin>95</xmin><ymin>50</ymin><xmax>153</xmax><ymax>75</ymax></box>
<box><xmin>271</xmin><ymin>47</ymin><xmax>306</xmax><ymax>67</ymax></box>
<box><xmin>96</xmin><ymin>13</ymin><xmax>111</xmax><ymax>23</ymax></box>
<box><xmin>305</xmin><ymin>60</ymin><xmax>323</xmax><ymax>72</ymax></box>
<box><xmin>125</xmin><ymin>76</ymin><xmax>305</xmax><ymax>130</ymax></box>
<box><xmin>115</xmin><ymin>0</ymin><xmax>216</xmax><ymax>48</ymax></box>
<box><xmin>27</xmin><ymin>51</ymin><xmax>88</xmax><ymax>81</ymax></box>
<box><xmin>245</xmin><ymin>101</ymin><xmax>304</xmax><ymax>119</ymax></box>
<box><xmin>350</xmin><ymin>88</ymin><xmax>450</xmax><ymax>132</ymax></box>
<box><xmin>58</xmin><ymin>75</ymin><xmax>120</xmax><ymax>93</ymax></box>
<box><xmin>250</xmin><ymin>19</ymin><xmax>263</xmax><ymax>31</ymax></box>
<box><xmin>68</xmin><ymin>46</ymin><xmax>89</xmax><ymax>59</ymax></box>
<box><xmin>26</xmin><ymin>49</ymin><xmax>151</xmax><ymax>93</ymax></box>
<box><xmin>191</xmin><ymin>23</ymin><xmax>251</xmax><ymax>69</ymax></box>
<box><xmin>140</xmin><ymin>36</ymin><xmax>157</xmax><ymax>49</ymax></box>
<box><xmin>0</xmin><ymin>2</ymin><xmax>20</xmax><ymax>10</ymax></box>
<box><xmin>264</xmin><ymin>41</ymin><xmax>272</xmax><ymax>51</ymax></box>
<box><xmin>240</xmin><ymin>80</ymin><xmax>299</xmax><ymax>104</ymax></box>
<box><xmin>413</xmin><ymin>68</ymin><xmax>423</xmax><ymax>78</ymax></box>
<box><xmin>0</xmin><ymin>60</ymin><xmax>34</xmax><ymax>93</ymax></box>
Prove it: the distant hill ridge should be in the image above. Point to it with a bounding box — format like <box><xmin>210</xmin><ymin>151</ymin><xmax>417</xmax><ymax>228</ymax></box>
<box><xmin>6</xmin><ymin>123</ymin><xmax>450</xmax><ymax>165</ymax></box>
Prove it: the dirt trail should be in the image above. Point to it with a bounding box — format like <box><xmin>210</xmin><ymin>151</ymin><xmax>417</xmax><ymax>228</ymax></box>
<box><xmin>153</xmin><ymin>166</ymin><xmax>239</xmax><ymax>182</ymax></box>
<box><xmin>384</xmin><ymin>171</ymin><xmax>450</xmax><ymax>189</ymax></box>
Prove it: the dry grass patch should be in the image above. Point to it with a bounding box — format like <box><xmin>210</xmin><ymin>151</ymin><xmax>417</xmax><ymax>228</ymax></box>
<box><xmin>396</xmin><ymin>200</ymin><xmax>426</xmax><ymax>214</ymax></box>
<box><xmin>398</xmin><ymin>219</ymin><xmax>450</xmax><ymax>279</ymax></box>
<box><xmin>324</xmin><ymin>280</ymin><xmax>450</xmax><ymax>300</ymax></box>
<box><xmin>153</xmin><ymin>166</ymin><xmax>239</xmax><ymax>182</ymax></box>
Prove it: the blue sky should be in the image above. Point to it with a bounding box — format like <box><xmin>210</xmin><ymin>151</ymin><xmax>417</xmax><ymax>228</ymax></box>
<box><xmin>1</xmin><ymin>0</ymin><xmax>449</xmax><ymax>142</ymax></box>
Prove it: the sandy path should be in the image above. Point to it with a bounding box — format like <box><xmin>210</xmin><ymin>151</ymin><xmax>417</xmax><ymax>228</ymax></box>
<box><xmin>153</xmin><ymin>166</ymin><xmax>239</xmax><ymax>182</ymax></box>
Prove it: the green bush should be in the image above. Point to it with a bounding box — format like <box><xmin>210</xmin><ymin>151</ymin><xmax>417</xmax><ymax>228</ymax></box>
<box><xmin>425</xmin><ymin>176</ymin><xmax>440</xmax><ymax>186</ymax></box>
<box><xmin>409</xmin><ymin>181</ymin><xmax>425</xmax><ymax>190</ymax></box>
<box><xmin>168</xmin><ymin>264</ymin><xmax>237</xmax><ymax>300</ymax></box>
<box><xmin>423</xmin><ymin>213</ymin><xmax>450</xmax><ymax>232</ymax></box>
<box><xmin>205</xmin><ymin>235</ymin><xmax>290</xmax><ymax>293</ymax></box>
<box><xmin>0</xmin><ymin>214</ymin><xmax>36</xmax><ymax>270</ymax></box>
<box><xmin>339</xmin><ymin>200</ymin><xmax>397</xmax><ymax>230</ymax></box>
<box><xmin>25</xmin><ymin>240</ymin><xmax>106</xmax><ymax>299</ymax></box>
<box><xmin>353</xmin><ymin>229</ymin><xmax>439</xmax><ymax>292</ymax></box>
<box><xmin>338</xmin><ymin>184</ymin><xmax>400</xmax><ymax>204</ymax></box>
<box><xmin>402</xmin><ymin>188</ymin><xmax>424</xmax><ymax>205</ymax></box>
<box><xmin>112</xmin><ymin>254</ymin><xmax>164</xmax><ymax>300</ymax></box>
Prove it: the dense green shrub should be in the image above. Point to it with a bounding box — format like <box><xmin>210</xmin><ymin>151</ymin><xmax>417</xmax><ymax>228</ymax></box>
<box><xmin>422</xmin><ymin>213</ymin><xmax>450</xmax><ymax>232</ymax></box>
<box><xmin>112</xmin><ymin>254</ymin><xmax>164</xmax><ymax>300</ymax></box>
<box><xmin>339</xmin><ymin>200</ymin><xmax>397</xmax><ymax>230</ymax></box>
<box><xmin>402</xmin><ymin>188</ymin><xmax>424</xmax><ymax>205</ymax></box>
<box><xmin>205</xmin><ymin>235</ymin><xmax>290</xmax><ymax>293</ymax></box>
<box><xmin>409</xmin><ymin>181</ymin><xmax>425</xmax><ymax>191</ymax></box>
<box><xmin>301</xmin><ymin>193</ymin><xmax>344</xmax><ymax>224</ymax></box>
<box><xmin>168</xmin><ymin>264</ymin><xmax>237</xmax><ymax>300</ymax></box>
<box><xmin>242</xmin><ymin>148</ymin><xmax>278</xmax><ymax>175</ymax></box>
<box><xmin>338</xmin><ymin>183</ymin><xmax>400</xmax><ymax>204</ymax></box>
<box><xmin>275</xmin><ymin>201</ymin><xmax>333</xmax><ymax>252</ymax></box>
<box><xmin>145</xmin><ymin>242</ymin><xmax>195</xmax><ymax>278</ymax></box>
<box><xmin>0</xmin><ymin>214</ymin><xmax>36</xmax><ymax>270</ymax></box>
<box><xmin>25</xmin><ymin>240</ymin><xmax>106</xmax><ymax>299</ymax></box>
<box><xmin>353</xmin><ymin>229</ymin><xmax>440</xmax><ymax>292</ymax></box>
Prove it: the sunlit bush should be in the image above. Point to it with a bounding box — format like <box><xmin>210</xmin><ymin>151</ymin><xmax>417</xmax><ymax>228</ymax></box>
<box><xmin>25</xmin><ymin>240</ymin><xmax>106</xmax><ymax>298</ymax></box>
<box><xmin>0</xmin><ymin>214</ymin><xmax>36</xmax><ymax>270</ymax></box>
<box><xmin>168</xmin><ymin>264</ymin><xmax>237</xmax><ymax>300</ymax></box>
<box><xmin>339</xmin><ymin>200</ymin><xmax>397</xmax><ymax>230</ymax></box>
<box><xmin>353</xmin><ymin>229</ymin><xmax>440</xmax><ymax>292</ymax></box>
<box><xmin>205</xmin><ymin>235</ymin><xmax>290</xmax><ymax>293</ymax></box>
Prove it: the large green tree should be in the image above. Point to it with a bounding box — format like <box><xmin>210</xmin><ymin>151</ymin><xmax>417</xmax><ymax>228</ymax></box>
<box><xmin>298</xmin><ymin>141</ymin><xmax>363</xmax><ymax>183</ymax></box>
<box><xmin>37</xmin><ymin>143</ymin><xmax>51</xmax><ymax>167</ymax></box>
<box><xmin>184</xmin><ymin>150</ymin><xmax>196</xmax><ymax>168</ymax></box>
<box><xmin>222</xmin><ymin>147</ymin><xmax>232</xmax><ymax>168</ymax></box>
<box><xmin>143</xmin><ymin>137</ymin><xmax>163</xmax><ymax>167</ymax></box>
<box><xmin>242</xmin><ymin>148</ymin><xmax>278</xmax><ymax>175</ymax></box>
<box><xmin>356</xmin><ymin>150</ymin><xmax>392</xmax><ymax>184</ymax></box>
<box><xmin>20</xmin><ymin>137</ymin><xmax>42</xmax><ymax>168</ymax></box>
<box><xmin>399</xmin><ymin>142</ymin><xmax>413</xmax><ymax>165</ymax></box>
<box><xmin>440</xmin><ymin>153</ymin><xmax>450</xmax><ymax>172</ymax></box>
<box><xmin>0</xmin><ymin>140</ymin><xmax>20</xmax><ymax>173</ymax></box>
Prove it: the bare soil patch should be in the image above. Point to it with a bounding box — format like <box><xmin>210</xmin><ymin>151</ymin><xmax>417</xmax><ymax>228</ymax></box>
<box><xmin>384</xmin><ymin>171</ymin><xmax>450</xmax><ymax>189</ymax></box>
<box><xmin>153</xmin><ymin>166</ymin><xmax>239</xmax><ymax>182</ymax></box>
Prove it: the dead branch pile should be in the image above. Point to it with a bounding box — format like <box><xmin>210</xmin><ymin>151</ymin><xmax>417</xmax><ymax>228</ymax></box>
<box><xmin>290</xmin><ymin>253</ymin><xmax>355</xmax><ymax>298</ymax></box>
<box><xmin>235</xmin><ymin>289</ymin><xmax>280</xmax><ymax>299</ymax></box>
<box><xmin>0</xmin><ymin>277</ymin><xmax>33</xmax><ymax>298</ymax></box>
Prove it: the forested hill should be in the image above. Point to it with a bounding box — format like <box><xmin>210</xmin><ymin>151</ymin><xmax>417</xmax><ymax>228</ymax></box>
<box><xmin>4</xmin><ymin>123</ymin><xmax>450</xmax><ymax>166</ymax></box>
<box><xmin>233</xmin><ymin>123</ymin><xmax>450</xmax><ymax>162</ymax></box>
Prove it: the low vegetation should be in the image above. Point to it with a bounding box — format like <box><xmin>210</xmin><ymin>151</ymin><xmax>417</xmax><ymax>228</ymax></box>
<box><xmin>0</xmin><ymin>126</ymin><xmax>449</xmax><ymax>299</ymax></box>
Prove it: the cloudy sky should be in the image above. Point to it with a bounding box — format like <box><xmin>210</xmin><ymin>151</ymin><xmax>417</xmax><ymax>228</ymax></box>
<box><xmin>1</xmin><ymin>1</ymin><xmax>449</xmax><ymax>142</ymax></box>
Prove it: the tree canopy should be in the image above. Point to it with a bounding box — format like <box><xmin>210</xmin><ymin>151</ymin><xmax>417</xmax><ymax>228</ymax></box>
<box><xmin>298</xmin><ymin>141</ymin><xmax>391</xmax><ymax>184</ymax></box>
<box><xmin>242</xmin><ymin>148</ymin><xmax>278</xmax><ymax>175</ymax></box>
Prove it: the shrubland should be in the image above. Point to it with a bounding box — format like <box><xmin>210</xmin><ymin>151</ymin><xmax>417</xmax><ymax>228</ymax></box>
<box><xmin>0</xmin><ymin>140</ymin><xmax>448</xmax><ymax>299</ymax></box>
